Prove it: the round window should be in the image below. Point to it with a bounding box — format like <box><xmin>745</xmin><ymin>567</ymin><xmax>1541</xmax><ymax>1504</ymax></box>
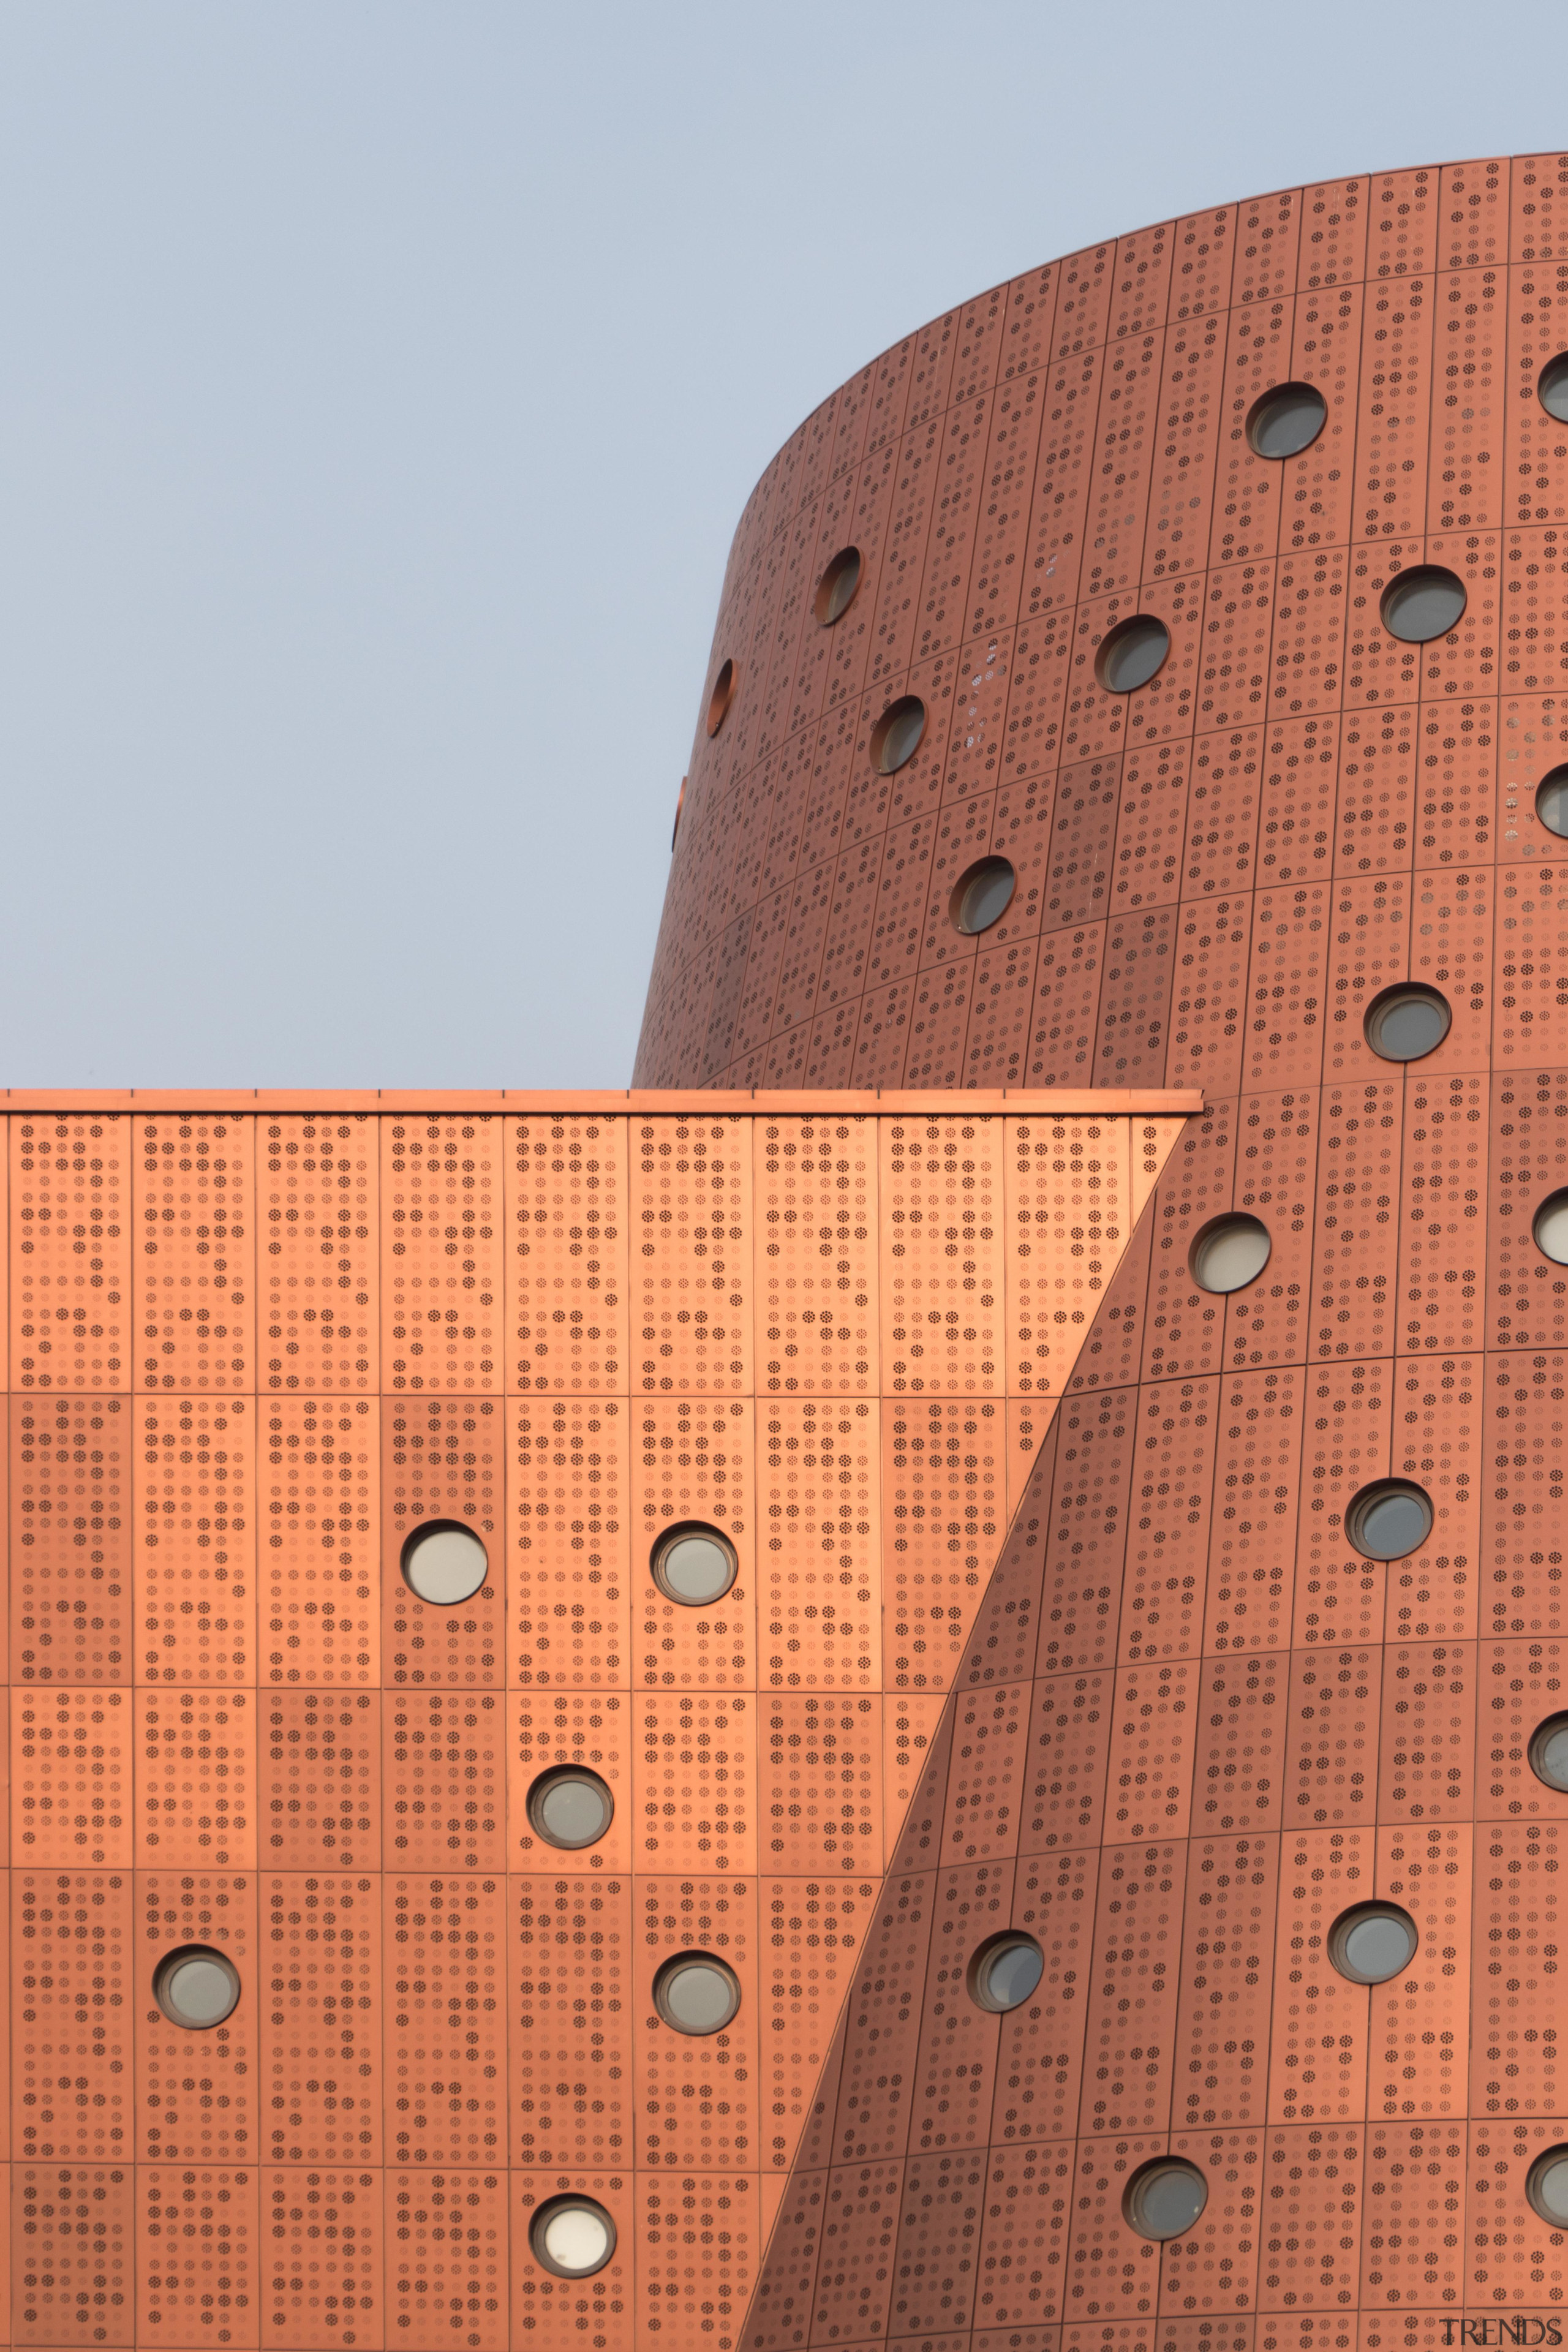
<box><xmin>1344</xmin><ymin>1479</ymin><xmax>1433</xmax><ymax>1561</ymax></box>
<box><xmin>401</xmin><ymin>1520</ymin><xmax>489</xmax><ymax>1607</ymax></box>
<box><xmin>1539</xmin><ymin>353</ymin><xmax>1568</xmax><ymax>423</ymax></box>
<box><xmin>1096</xmin><ymin>613</ymin><xmax>1170</xmax><ymax>693</ymax></box>
<box><xmin>1538</xmin><ymin>765</ymin><xmax>1568</xmax><ymax>838</ymax></box>
<box><xmin>1246</xmin><ymin>380</ymin><xmax>1327</xmax><ymax>459</ymax></box>
<box><xmin>154</xmin><ymin>1945</ymin><xmax>241</xmax><ymax>2029</ymax></box>
<box><xmin>1363</xmin><ymin>984</ymin><xmax>1450</xmax><ymax>1063</ymax></box>
<box><xmin>651</xmin><ymin>1522</ymin><xmax>737</xmax><ymax>1606</ymax></box>
<box><xmin>1379</xmin><ymin>567</ymin><xmax>1466</xmax><ymax>644</ymax></box>
<box><xmin>1123</xmin><ymin>2158</ymin><xmax>1208</xmax><ymax>2242</ymax></box>
<box><xmin>1530</xmin><ymin>1714</ymin><xmax>1568</xmax><ymax>1792</ymax></box>
<box><xmin>530</xmin><ymin>2195</ymin><xmax>617</xmax><ymax>2278</ymax></box>
<box><xmin>653</xmin><ymin>1952</ymin><xmax>741</xmax><ymax>2034</ymax></box>
<box><xmin>951</xmin><ymin>856</ymin><xmax>1017</xmax><ymax>937</ymax></box>
<box><xmin>870</xmin><ymin>695</ymin><xmax>926</xmax><ymax>774</ymax></box>
<box><xmin>1327</xmin><ymin>1901</ymin><xmax>1418</xmax><ymax>1985</ymax></box>
<box><xmin>1535</xmin><ymin>1190</ymin><xmax>1568</xmax><ymax>1265</ymax></box>
<box><xmin>814</xmin><ymin>546</ymin><xmax>862</xmax><ymax>625</ymax></box>
<box><xmin>706</xmin><ymin>658</ymin><xmax>737</xmax><ymax>738</ymax></box>
<box><xmin>1527</xmin><ymin>2149</ymin><xmax>1568</xmax><ymax>2227</ymax></box>
<box><xmin>968</xmin><ymin>1931</ymin><xmax>1044</xmax><ymax>2014</ymax></box>
<box><xmin>1189</xmin><ymin>1214</ymin><xmax>1272</xmax><ymax>1295</ymax></box>
<box><xmin>527</xmin><ymin>1766</ymin><xmax>614</xmax><ymax>1850</ymax></box>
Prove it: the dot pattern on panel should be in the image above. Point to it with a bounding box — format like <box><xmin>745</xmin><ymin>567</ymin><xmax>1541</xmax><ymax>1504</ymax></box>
<box><xmin>11</xmin><ymin>1116</ymin><xmax>130</xmax><ymax>1392</ymax></box>
<box><xmin>0</xmin><ymin>1095</ymin><xmax>1174</xmax><ymax>2348</ymax></box>
<box><xmin>629</xmin><ymin>154</ymin><xmax>1568</xmax><ymax>2352</ymax></box>
<box><xmin>12</xmin><ymin>1395</ymin><xmax>132</xmax><ymax>1686</ymax></box>
<box><xmin>262</xmin><ymin>1115</ymin><xmax>377</xmax><ymax>1394</ymax></box>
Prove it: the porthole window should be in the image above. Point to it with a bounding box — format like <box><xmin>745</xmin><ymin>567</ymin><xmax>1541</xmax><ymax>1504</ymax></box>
<box><xmin>651</xmin><ymin>1521</ymin><xmax>737</xmax><ymax>1606</ymax></box>
<box><xmin>870</xmin><ymin>695</ymin><xmax>926</xmax><ymax>774</ymax></box>
<box><xmin>1530</xmin><ymin>1714</ymin><xmax>1568</xmax><ymax>1792</ymax></box>
<box><xmin>1539</xmin><ymin>353</ymin><xmax>1568</xmax><ymax>423</ymax></box>
<box><xmin>814</xmin><ymin>546</ymin><xmax>862</xmax><ymax>625</ymax></box>
<box><xmin>1526</xmin><ymin>2149</ymin><xmax>1568</xmax><ymax>2227</ymax></box>
<box><xmin>1537</xmin><ymin>765</ymin><xmax>1568</xmax><ymax>837</ymax></box>
<box><xmin>527</xmin><ymin>1766</ymin><xmax>614</xmax><ymax>1850</ymax></box>
<box><xmin>530</xmin><ymin>2195</ymin><xmax>617</xmax><ymax>2278</ymax></box>
<box><xmin>1246</xmin><ymin>380</ymin><xmax>1327</xmax><ymax>459</ymax></box>
<box><xmin>1327</xmin><ymin>1901</ymin><xmax>1418</xmax><ymax>1985</ymax></box>
<box><xmin>1096</xmin><ymin>612</ymin><xmax>1170</xmax><ymax>694</ymax></box>
<box><xmin>1344</xmin><ymin>1479</ymin><xmax>1433</xmax><ymax>1561</ymax></box>
<box><xmin>154</xmin><ymin>1945</ymin><xmax>241</xmax><ymax>2029</ymax></box>
<box><xmin>968</xmin><ymin>1931</ymin><xmax>1044</xmax><ymax>2014</ymax></box>
<box><xmin>951</xmin><ymin>856</ymin><xmax>1016</xmax><ymax>937</ymax></box>
<box><xmin>1535</xmin><ymin>1190</ymin><xmax>1568</xmax><ymax>1265</ymax></box>
<box><xmin>1379</xmin><ymin>566</ymin><xmax>1466</xmax><ymax>644</ymax></box>
<box><xmin>706</xmin><ymin>658</ymin><xmax>737</xmax><ymax>737</ymax></box>
<box><xmin>1189</xmin><ymin>1213</ymin><xmax>1272</xmax><ymax>1295</ymax></box>
<box><xmin>1363</xmin><ymin>983</ymin><xmax>1450</xmax><ymax>1063</ymax></box>
<box><xmin>1123</xmin><ymin>2158</ymin><xmax>1208</xmax><ymax>2242</ymax></box>
<box><xmin>653</xmin><ymin>1952</ymin><xmax>742</xmax><ymax>2034</ymax></box>
<box><xmin>401</xmin><ymin>1520</ymin><xmax>489</xmax><ymax>1607</ymax></box>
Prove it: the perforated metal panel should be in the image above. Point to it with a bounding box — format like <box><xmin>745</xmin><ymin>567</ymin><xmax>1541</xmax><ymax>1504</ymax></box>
<box><xmin>621</xmin><ymin>150</ymin><xmax>1568</xmax><ymax>2352</ymax></box>
<box><xmin>0</xmin><ymin>1092</ymin><xmax>1182</xmax><ymax>2348</ymax></box>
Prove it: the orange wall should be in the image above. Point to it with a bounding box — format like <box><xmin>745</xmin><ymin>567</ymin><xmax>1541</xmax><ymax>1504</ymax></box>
<box><xmin>640</xmin><ymin>154</ymin><xmax>1568</xmax><ymax>2352</ymax></box>
<box><xmin>0</xmin><ymin>1092</ymin><xmax>1182</xmax><ymax>2348</ymax></box>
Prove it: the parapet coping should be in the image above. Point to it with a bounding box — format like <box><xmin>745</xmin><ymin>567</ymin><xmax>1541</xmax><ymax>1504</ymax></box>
<box><xmin>0</xmin><ymin>1086</ymin><xmax>1206</xmax><ymax>1115</ymax></box>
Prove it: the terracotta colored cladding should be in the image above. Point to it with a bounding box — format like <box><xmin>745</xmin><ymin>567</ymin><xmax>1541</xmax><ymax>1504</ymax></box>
<box><xmin>628</xmin><ymin>154</ymin><xmax>1568</xmax><ymax>2352</ymax></box>
<box><xmin>26</xmin><ymin>146</ymin><xmax>1568</xmax><ymax>2352</ymax></box>
<box><xmin>0</xmin><ymin>1089</ymin><xmax>1189</xmax><ymax>2348</ymax></box>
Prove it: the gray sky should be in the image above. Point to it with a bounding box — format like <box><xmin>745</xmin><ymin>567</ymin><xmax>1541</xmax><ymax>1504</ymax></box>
<box><xmin>2</xmin><ymin>0</ymin><xmax>1565</xmax><ymax>1087</ymax></box>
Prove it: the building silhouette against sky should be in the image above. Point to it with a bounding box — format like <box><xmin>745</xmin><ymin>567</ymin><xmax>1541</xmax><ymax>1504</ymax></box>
<box><xmin>9</xmin><ymin>153</ymin><xmax>1568</xmax><ymax>2352</ymax></box>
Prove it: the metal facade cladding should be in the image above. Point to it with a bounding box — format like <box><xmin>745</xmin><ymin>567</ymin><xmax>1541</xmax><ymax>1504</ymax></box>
<box><xmin>0</xmin><ymin>1087</ymin><xmax>1189</xmax><ymax>2349</ymax></box>
<box><xmin>635</xmin><ymin>156</ymin><xmax>1568</xmax><ymax>2352</ymax></box>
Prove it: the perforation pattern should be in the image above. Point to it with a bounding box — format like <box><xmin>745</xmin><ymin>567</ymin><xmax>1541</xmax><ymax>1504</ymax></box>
<box><xmin>137</xmin><ymin>1395</ymin><xmax>254</xmax><ymax>1684</ymax></box>
<box><xmin>262</xmin><ymin>1114</ymin><xmax>376</xmax><ymax>1394</ymax></box>
<box><xmin>12</xmin><ymin>1394</ymin><xmax>132</xmax><ymax>1685</ymax></box>
<box><xmin>508</xmin><ymin>1114</ymin><xmax>627</xmax><ymax>1393</ymax></box>
<box><xmin>263</xmin><ymin>1396</ymin><xmax>377</xmax><ymax>1685</ymax></box>
<box><xmin>14</xmin><ymin>2162</ymin><xmax>134</xmax><ymax>2345</ymax></box>
<box><xmin>386</xmin><ymin>1691</ymin><xmax>504</xmax><ymax>1869</ymax></box>
<box><xmin>15</xmin><ymin>1875</ymin><xmax>132</xmax><ymax>2160</ymax></box>
<box><xmin>510</xmin><ymin>1395</ymin><xmax>628</xmax><ymax>1686</ymax></box>
<box><xmin>0</xmin><ymin>1095</ymin><xmax>1182</xmax><ymax>2346</ymax></box>
<box><xmin>12</xmin><ymin>1114</ymin><xmax>130</xmax><ymax>1393</ymax></box>
<box><xmin>386</xmin><ymin>2169</ymin><xmax>506</xmax><ymax>2348</ymax></box>
<box><xmin>136</xmin><ymin>1874</ymin><xmax>255</xmax><ymax>2163</ymax></box>
<box><xmin>264</xmin><ymin>1875</ymin><xmax>382</xmax><ymax>2165</ymax></box>
<box><xmin>263</xmin><ymin>2166</ymin><xmax>381</xmax><ymax>2349</ymax></box>
<box><xmin>135</xmin><ymin>1115</ymin><xmax>253</xmax><ymax>1394</ymax></box>
<box><xmin>381</xmin><ymin>1114</ymin><xmax>501</xmax><ymax>1392</ymax></box>
<box><xmin>382</xmin><ymin>1396</ymin><xmax>502</xmax><ymax>1688</ymax></box>
<box><xmin>15</xmin><ymin>1687</ymin><xmax>129</xmax><ymax>1868</ymax></box>
<box><xmin>386</xmin><ymin>1876</ymin><xmax>505</xmax><ymax>2165</ymax></box>
<box><xmin>263</xmin><ymin>1691</ymin><xmax>379</xmax><ymax>1868</ymax></box>
<box><xmin>137</xmin><ymin>2166</ymin><xmax>257</xmax><ymax>2346</ymax></box>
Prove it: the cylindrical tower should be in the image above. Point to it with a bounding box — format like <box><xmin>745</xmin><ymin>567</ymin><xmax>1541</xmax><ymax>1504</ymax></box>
<box><xmin>641</xmin><ymin>157</ymin><xmax>1568</xmax><ymax>2347</ymax></box>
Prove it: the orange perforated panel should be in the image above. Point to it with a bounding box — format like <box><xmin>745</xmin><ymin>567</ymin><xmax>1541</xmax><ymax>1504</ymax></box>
<box><xmin>0</xmin><ymin>1092</ymin><xmax>1177</xmax><ymax>2347</ymax></box>
<box><xmin>624</xmin><ymin>149</ymin><xmax>1568</xmax><ymax>2352</ymax></box>
<box><xmin>380</xmin><ymin>1115</ymin><xmax>502</xmax><ymax>1395</ymax></box>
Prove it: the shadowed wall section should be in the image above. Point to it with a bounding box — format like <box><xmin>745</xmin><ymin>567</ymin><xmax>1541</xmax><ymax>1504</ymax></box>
<box><xmin>636</xmin><ymin>155</ymin><xmax>1568</xmax><ymax>2352</ymax></box>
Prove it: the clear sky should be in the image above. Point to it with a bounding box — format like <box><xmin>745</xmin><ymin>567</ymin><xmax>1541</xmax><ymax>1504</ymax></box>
<box><xmin>2</xmin><ymin>1</ymin><xmax>1565</xmax><ymax>1086</ymax></box>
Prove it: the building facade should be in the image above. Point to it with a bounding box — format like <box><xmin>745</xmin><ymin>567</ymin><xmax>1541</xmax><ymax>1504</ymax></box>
<box><xmin>14</xmin><ymin>151</ymin><xmax>1568</xmax><ymax>2352</ymax></box>
<box><xmin>635</xmin><ymin>157</ymin><xmax>1568</xmax><ymax>2350</ymax></box>
<box><xmin>0</xmin><ymin>1087</ymin><xmax>1185</xmax><ymax>2352</ymax></box>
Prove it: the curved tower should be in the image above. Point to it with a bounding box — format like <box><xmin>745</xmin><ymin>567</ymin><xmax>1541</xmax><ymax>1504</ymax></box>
<box><xmin>640</xmin><ymin>158</ymin><xmax>1568</xmax><ymax>2347</ymax></box>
